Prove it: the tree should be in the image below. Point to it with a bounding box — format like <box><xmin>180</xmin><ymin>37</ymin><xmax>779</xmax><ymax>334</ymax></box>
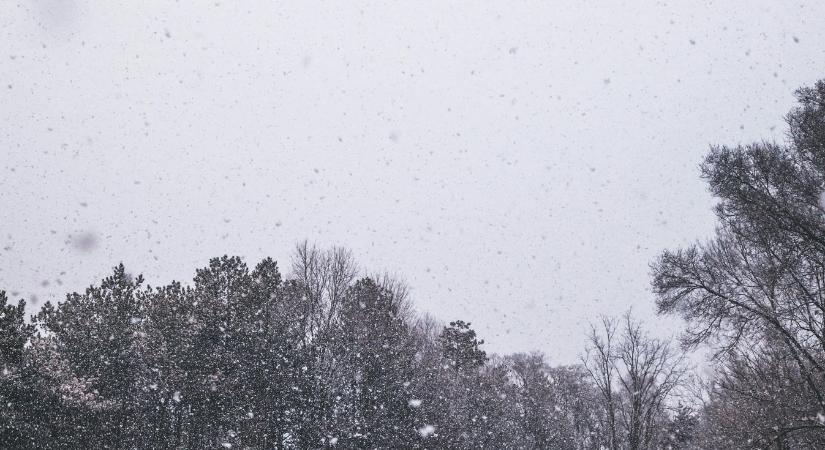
<box><xmin>290</xmin><ymin>240</ymin><xmax>358</xmax><ymax>343</ymax></box>
<box><xmin>697</xmin><ymin>333</ymin><xmax>825</xmax><ymax>449</ymax></box>
<box><xmin>545</xmin><ymin>364</ymin><xmax>610</xmax><ymax>449</ymax></box>
<box><xmin>0</xmin><ymin>291</ymin><xmax>33</xmax><ymax>366</ymax></box>
<box><xmin>659</xmin><ymin>403</ymin><xmax>698</xmax><ymax>450</ymax></box>
<box><xmin>421</xmin><ymin>327</ymin><xmax>521</xmax><ymax>449</ymax></box>
<box><xmin>440</xmin><ymin>320</ymin><xmax>488</xmax><ymax>371</ymax></box>
<box><xmin>325</xmin><ymin>277</ymin><xmax>419</xmax><ymax>448</ymax></box>
<box><xmin>583</xmin><ymin>316</ymin><xmax>621</xmax><ymax>450</ymax></box>
<box><xmin>652</xmin><ymin>79</ymin><xmax>825</xmax><ymax>443</ymax></box>
<box><xmin>36</xmin><ymin>264</ymin><xmax>147</xmax><ymax>447</ymax></box>
<box><xmin>583</xmin><ymin>312</ymin><xmax>687</xmax><ymax>450</ymax></box>
<box><xmin>504</xmin><ymin>353</ymin><xmax>606</xmax><ymax>449</ymax></box>
<box><xmin>0</xmin><ymin>291</ymin><xmax>38</xmax><ymax>447</ymax></box>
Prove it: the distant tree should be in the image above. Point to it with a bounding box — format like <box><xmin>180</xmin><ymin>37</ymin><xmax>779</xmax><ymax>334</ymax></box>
<box><xmin>546</xmin><ymin>364</ymin><xmax>610</xmax><ymax>449</ymax></box>
<box><xmin>583</xmin><ymin>312</ymin><xmax>687</xmax><ymax>450</ymax></box>
<box><xmin>37</xmin><ymin>264</ymin><xmax>147</xmax><ymax>447</ymax></box>
<box><xmin>583</xmin><ymin>316</ymin><xmax>621</xmax><ymax>450</ymax></box>
<box><xmin>659</xmin><ymin>403</ymin><xmax>698</xmax><ymax>450</ymax></box>
<box><xmin>0</xmin><ymin>292</ymin><xmax>37</xmax><ymax>447</ymax></box>
<box><xmin>499</xmin><ymin>355</ymin><xmax>610</xmax><ymax>449</ymax></box>
<box><xmin>326</xmin><ymin>277</ymin><xmax>418</xmax><ymax>448</ymax></box>
<box><xmin>0</xmin><ymin>291</ymin><xmax>33</xmax><ymax>366</ymax></box>
<box><xmin>290</xmin><ymin>240</ymin><xmax>358</xmax><ymax>342</ymax></box>
<box><xmin>139</xmin><ymin>279</ymin><xmax>198</xmax><ymax>448</ymax></box>
<box><xmin>440</xmin><ymin>320</ymin><xmax>488</xmax><ymax>370</ymax></box>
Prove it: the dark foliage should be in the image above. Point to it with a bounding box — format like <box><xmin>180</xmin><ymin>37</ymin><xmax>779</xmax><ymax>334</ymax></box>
<box><xmin>1</xmin><ymin>249</ymin><xmax>618</xmax><ymax>449</ymax></box>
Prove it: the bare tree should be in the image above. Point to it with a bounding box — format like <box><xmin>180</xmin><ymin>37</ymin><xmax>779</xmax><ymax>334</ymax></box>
<box><xmin>370</xmin><ymin>271</ymin><xmax>414</xmax><ymax>323</ymax></box>
<box><xmin>651</xmin><ymin>80</ymin><xmax>825</xmax><ymax>445</ymax></box>
<box><xmin>290</xmin><ymin>240</ymin><xmax>358</xmax><ymax>341</ymax></box>
<box><xmin>583</xmin><ymin>312</ymin><xmax>687</xmax><ymax>450</ymax></box>
<box><xmin>583</xmin><ymin>316</ymin><xmax>620</xmax><ymax>450</ymax></box>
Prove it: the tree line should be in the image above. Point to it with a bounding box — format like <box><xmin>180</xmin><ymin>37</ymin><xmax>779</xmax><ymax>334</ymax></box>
<box><xmin>3</xmin><ymin>80</ymin><xmax>825</xmax><ymax>449</ymax></box>
<box><xmin>4</xmin><ymin>243</ymin><xmax>681</xmax><ymax>449</ymax></box>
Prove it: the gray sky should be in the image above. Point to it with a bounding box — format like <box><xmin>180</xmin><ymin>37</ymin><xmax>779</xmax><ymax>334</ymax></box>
<box><xmin>2</xmin><ymin>1</ymin><xmax>825</xmax><ymax>363</ymax></box>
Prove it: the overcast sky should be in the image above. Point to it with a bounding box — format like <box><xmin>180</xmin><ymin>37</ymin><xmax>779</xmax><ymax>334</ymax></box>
<box><xmin>2</xmin><ymin>1</ymin><xmax>825</xmax><ymax>363</ymax></box>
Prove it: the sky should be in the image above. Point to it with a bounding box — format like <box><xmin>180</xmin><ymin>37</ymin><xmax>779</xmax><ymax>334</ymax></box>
<box><xmin>2</xmin><ymin>1</ymin><xmax>825</xmax><ymax>364</ymax></box>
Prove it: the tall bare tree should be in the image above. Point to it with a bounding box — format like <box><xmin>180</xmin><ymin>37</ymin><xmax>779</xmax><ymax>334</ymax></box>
<box><xmin>290</xmin><ymin>240</ymin><xmax>358</xmax><ymax>342</ymax></box>
<box><xmin>583</xmin><ymin>312</ymin><xmax>687</xmax><ymax>450</ymax></box>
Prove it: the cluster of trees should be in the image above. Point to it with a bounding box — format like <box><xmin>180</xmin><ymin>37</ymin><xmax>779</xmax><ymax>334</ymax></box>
<box><xmin>1</xmin><ymin>243</ymin><xmax>689</xmax><ymax>449</ymax></box>
<box><xmin>3</xmin><ymin>80</ymin><xmax>825</xmax><ymax>449</ymax></box>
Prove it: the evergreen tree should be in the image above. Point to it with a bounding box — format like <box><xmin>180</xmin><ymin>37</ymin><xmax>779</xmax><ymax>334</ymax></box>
<box><xmin>440</xmin><ymin>320</ymin><xmax>488</xmax><ymax>370</ymax></box>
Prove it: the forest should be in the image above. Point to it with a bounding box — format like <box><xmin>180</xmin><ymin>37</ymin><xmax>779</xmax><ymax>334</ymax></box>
<box><xmin>3</xmin><ymin>80</ymin><xmax>825</xmax><ymax>449</ymax></box>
